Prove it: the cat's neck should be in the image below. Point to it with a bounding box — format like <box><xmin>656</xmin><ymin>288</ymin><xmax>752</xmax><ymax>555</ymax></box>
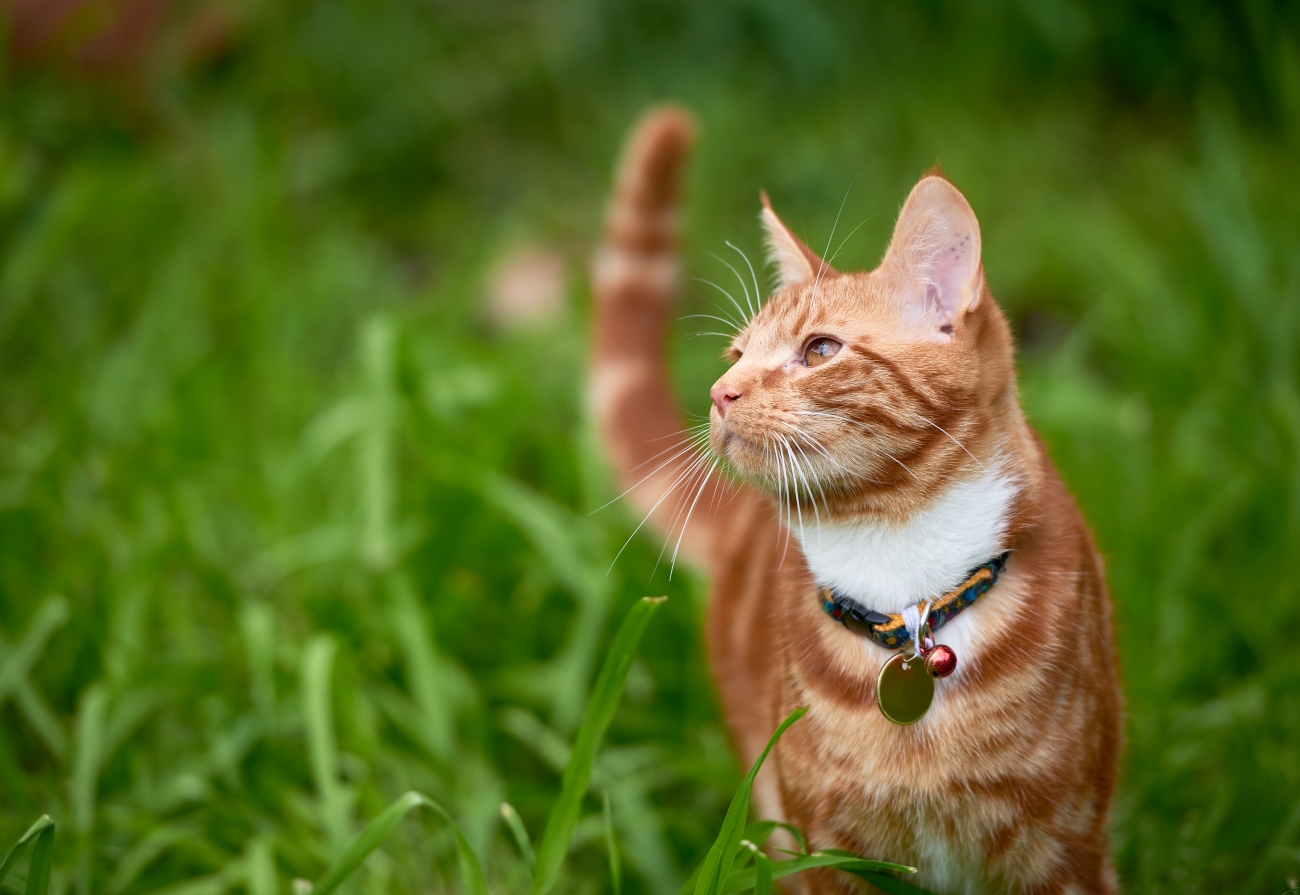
<box><xmin>795</xmin><ymin>462</ymin><xmax>1020</xmax><ymax>614</ymax></box>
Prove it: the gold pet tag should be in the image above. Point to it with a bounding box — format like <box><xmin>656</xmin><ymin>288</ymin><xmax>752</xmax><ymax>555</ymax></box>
<box><xmin>876</xmin><ymin>652</ymin><xmax>935</xmax><ymax>725</ymax></box>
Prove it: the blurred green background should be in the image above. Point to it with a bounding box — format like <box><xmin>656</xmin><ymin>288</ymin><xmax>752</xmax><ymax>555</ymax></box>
<box><xmin>2</xmin><ymin>1</ymin><xmax>1299</xmax><ymax>892</ymax></box>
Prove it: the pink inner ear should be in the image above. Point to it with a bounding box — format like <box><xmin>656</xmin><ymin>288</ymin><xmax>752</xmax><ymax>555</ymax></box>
<box><xmin>929</xmin><ymin>229</ymin><xmax>978</xmax><ymax>317</ymax></box>
<box><xmin>883</xmin><ymin>177</ymin><xmax>983</xmax><ymax>327</ymax></box>
<box><xmin>926</xmin><ymin>283</ymin><xmax>956</xmax><ymax>335</ymax></box>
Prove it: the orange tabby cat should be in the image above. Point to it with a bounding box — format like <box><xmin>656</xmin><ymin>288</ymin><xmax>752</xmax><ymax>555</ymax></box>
<box><xmin>591</xmin><ymin>108</ymin><xmax>1122</xmax><ymax>893</ymax></box>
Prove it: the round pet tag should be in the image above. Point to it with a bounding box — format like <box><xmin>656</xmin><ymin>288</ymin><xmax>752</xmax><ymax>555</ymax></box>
<box><xmin>876</xmin><ymin>651</ymin><xmax>935</xmax><ymax>725</ymax></box>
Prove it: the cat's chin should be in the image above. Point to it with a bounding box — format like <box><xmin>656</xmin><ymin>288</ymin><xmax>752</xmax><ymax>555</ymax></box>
<box><xmin>709</xmin><ymin>426</ymin><xmax>767</xmax><ymax>474</ymax></box>
<box><xmin>713</xmin><ymin>433</ymin><xmax>814</xmax><ymax>498</ymax></box>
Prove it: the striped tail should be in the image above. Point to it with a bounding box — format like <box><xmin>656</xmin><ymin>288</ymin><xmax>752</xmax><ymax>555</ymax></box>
<box><xmin>590</xmin><ymin>107</ymin><xmax>736</xmax><ymax>571</ymax></box>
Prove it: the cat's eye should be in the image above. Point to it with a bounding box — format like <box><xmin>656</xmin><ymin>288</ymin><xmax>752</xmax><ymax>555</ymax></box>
<box><xmin>803</xmin><ymin>337</ymin><xmax>842</xmax><ymax>367</ymax></box>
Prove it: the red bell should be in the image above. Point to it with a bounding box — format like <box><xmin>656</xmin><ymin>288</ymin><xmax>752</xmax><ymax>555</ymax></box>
<box><xmin>924</xmin><ymin>643</ymin><xmax>957</xmax><ymax>678</ymax></box>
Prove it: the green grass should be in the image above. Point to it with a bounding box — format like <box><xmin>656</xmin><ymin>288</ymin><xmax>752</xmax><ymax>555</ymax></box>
<box><xmin>2</xmin><ymin>602</ymin><xmax>925</xmax><ymax>895</ymax></box>
<box><xmin>1</xmin><ymin>1</ymin><xmax>1299</xmax><ymax>893</ymax></box>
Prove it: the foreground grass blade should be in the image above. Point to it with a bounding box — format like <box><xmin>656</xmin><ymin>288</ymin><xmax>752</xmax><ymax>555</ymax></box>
<box><xmin>23</xmin><ymin>823</ymin><xmax>53</xmax><ymax>895</ymax></box>
<box><xmin>693</xmin><ymin>707</ymin><xmax>807</xmax><ymax>895</ymax></box>
<box><xmin>312</xmin><ymin>791</ymin><xmax>486</xmax><ymax>895</ymax></box>
<box><xmin>843</xmin><ymin>865</ymin><xmax>939</xmax><ymax>895</ymax></box>
<box><xmin>500</xmin><ymin>803</ymin><xmax>535</xmax><ymax>877</ymax></box>
<box><xmin>774</xmin><ymin>848</ymin><xmax>913</xmax><ymax>875</ymax></box>
<box><xmin>530</xmin><ymin>596</ymin><xmax>666</xmax><ymax>895</ymax></box>
<box><xmin>604</xmin><ymin>790</ymin><xmax>621</xmax><ymax>895</ymax></box>
<box><xmin>0</xmin><ymin>815</ymin><xmax>55</xmax><ymax>895</ymax></box>
<box><xmin>723</xmin><ymin>850</ymin><xmax>924</xmax><ymax>893</ymax></box>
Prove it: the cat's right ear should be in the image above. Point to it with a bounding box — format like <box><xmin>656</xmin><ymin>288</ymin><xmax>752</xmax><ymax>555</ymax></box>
<box><xmin>880</xmin><ymin>175</ymin><xmax>983</xmax><ymax>340</ymax></box>
<box><xmin>760</xmin><ymin>191</ymin><xmax>835</xmax><ymax>291</ymax></box>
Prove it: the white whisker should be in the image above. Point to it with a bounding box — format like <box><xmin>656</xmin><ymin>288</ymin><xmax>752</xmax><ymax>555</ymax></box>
<box><xmin>785</xmin><ymin>433</ymin><xmax>826</xmax><ymax>526</ymax></box>
<box><xmin>793</xmin><ymin>409</ymin><xmax>918</xmax><ymax>480</ymax></box>
<box><xmin>913</xmin><ymin>413</ymin><xmax>983</xmax><ymax>468</ymax></box>
<box><xmin>669</xmin><ymin>457</ymin><xmax>720</xmax><ymax>578</ymax></box>
<box><xmin>793</xmin><ymin>409</ymin><xmax>878</xmax><ymax>434</ymax></box>
<box><xmin>654</xmin><ymin>451</ymin><xmax>716</xmax><ymax>577</ymax></box>
<box><xmin>695</xmin><ymin>278</ymin><xmax>749</xmax><ymax>330</ymax></box>
<box><xmin>680</xmin><ymin>310</ymin><xmax>742</xmax><ymax>333</ymax></box>
<box><xmin>770</xmin><ymin>434</ymin><xmax>795</xmax><ymax>565</ymax></box>
<box><xmin>779</xmin><ymin>434</ymin><xmax>807</xmax><ymax>542</ymax></box>
<box><xmin>636</xmin><ymin>422</ymin><xmax>712</xmax><ymax>448</ymax></box>
<box><xmin>811</xmin><ymin>174</ymin><xmax>860</xmax><ymax>307</ymax></box>
<box><xmin>606</xmin><ymin>444</ymin><xmax>713</xmax><ymax>573</ymax></box>
<box><xmin>706</xmin><ymin>251</ymin><xmax>756</xmax><ymax>321</ymax></box>
<box><xmin>591</xmin><ymin>441</ymin><xmax>701</xmax><ymax>515</ymax></box>
<box><xmin>824</xmin><ymin>215</ymin><xmax>873</xmax><ymax>269</ymax></box>
<box><xmin>726</xmin><ymin>240</ymin><xmax>764</xmax><ymax>317</ymax></box>
<box><xmin>624</xmin><ymin>425</ymin><xmax>709</xmax><ymax>474</ymax></box>
<box><xmin>787</xmin><ymin>425</ymin><xmax>885</xmax><ymax>487</ymax></box>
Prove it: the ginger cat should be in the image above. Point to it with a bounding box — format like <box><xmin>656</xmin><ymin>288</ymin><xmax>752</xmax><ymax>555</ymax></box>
<box><xmin>590</xmin><ymin>108</ymin><xmax>1122</xmax><ymax>894</ymax></box>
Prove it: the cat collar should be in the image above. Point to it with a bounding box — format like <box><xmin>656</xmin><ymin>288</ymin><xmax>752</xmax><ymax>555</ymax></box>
<box><xmin>821</xmin><ymin>553</ymin><xmax>1010</xmax><ymax>725</ymax></box>
<box><xmin>819</xmin><ymin>552</ymin><xmax>1009</xmax><ymax>652</ymax></box>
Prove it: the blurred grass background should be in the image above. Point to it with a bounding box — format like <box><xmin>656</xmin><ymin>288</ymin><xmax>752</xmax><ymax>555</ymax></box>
<box><xmin>2</xmin><ymin>1</ymin><xmax>1299</xmax><ymax>892</ymax></box>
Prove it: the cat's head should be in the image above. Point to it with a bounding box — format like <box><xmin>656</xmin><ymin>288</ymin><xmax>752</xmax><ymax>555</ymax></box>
<box><xmin>707</xmin><ymin>174</ymin><xmax>1016</xmax><ymax>517</ymax></box>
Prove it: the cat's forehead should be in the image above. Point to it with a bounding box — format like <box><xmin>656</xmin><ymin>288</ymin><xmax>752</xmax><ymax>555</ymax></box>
<box><xmin>743</xmin><ymin>272</ymin><xmax>902</xmax><ymax>348</ymax></box>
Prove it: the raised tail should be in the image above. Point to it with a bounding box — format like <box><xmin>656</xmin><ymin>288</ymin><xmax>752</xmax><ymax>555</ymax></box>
<box><xmin>590</xmin><ymin>107</ymin><xmax>738</xmax><ymax>571</ymax></box>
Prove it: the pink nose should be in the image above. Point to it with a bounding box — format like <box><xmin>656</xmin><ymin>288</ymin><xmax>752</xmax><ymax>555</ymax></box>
<box><xmin>711</xmin><ymin>382</ymin><xmax>741</xmax><ymax>417</ymax></box>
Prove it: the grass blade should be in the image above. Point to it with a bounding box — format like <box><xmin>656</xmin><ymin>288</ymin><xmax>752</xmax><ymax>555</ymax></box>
<box><xmin>0</xmin><ymin>816</ymin><xmax>54</xmax><ymax>891</ymax></box>
<box><xmin>752</xmin><ymin>851</ymin><xmax>771</xmax><ymax>895</ymax></box>
<box><xmin>774</xmin><ymin>848</ymin><xmax>914</xmax><ymax>874</ymax></box>
<box><xmin>603</xmin><ymin>790</ymin><xmax>621</xmax><ymax>895</ymax></box>
<box><xmin>737</xmin><ymin>841</ymin><xmax>771</xmax><ymax>895</ymax></box>
<box><xmin>530</xmin><ymin>596</ymin><xmax>666</xmax><ymax>895</ymax></box>
<box><xmin>500</xmin><ymin>802</ymin><xmax>535</xmax><ymax>876</ymax></box>
<box><xmin>740</xmin><ymin>821</ymin><xmax>806</xmax><ymax>854</ymax></box>
<box><xmin>302</xmin><ymin>635</ymin><xmax>349</xmax><ymax>853</ymax></box>
<box><xmin>313</xmin><ymin>791</ymin><xmax>486</xmax><ymax>895</ymax></box>
<box><xmin>239</xmin><ymin>602</ymin><xmax>277</xmax><ymax>721</ymax></box>
<box><xmin>243</xmin><ymin>837</ymin><xmax>277</xmax><ymax>895</ymax></box>
<box><xmin>0</xmin><ymin>597</ymin><xmax>69</xmax><ymax>705</ymax></box>
<box><xmin>358</xmin><ymin>315</ymin><xmax>397</xmax><ymax>573</ymax></box>
<box><xmin>71</xmin><ymin>684</ymin><xmax>107</xmax><ymax>837</ymax></box>
<box><xmin>842</xmin><ymin>867</ymin><xmax>939</xmax><ymax>895</ymax></box>
<box><xmin>23</xmin><ymin>820</ymin><xmax>53</xmax><ymax>895</ymax></box>
<box><xmin>388</xmin><ymin>574</ymin><xmax>453</xmax><ymax>760</ymax></box>
<box><xmin>693</xmin><ymin>707</ymin><xmax>807</xmax><ymax>895</ymax></box>
<box><xmin>723</xmin><ymin>850</ymin><xmax>926</xmax><ymax>893</ymax></box>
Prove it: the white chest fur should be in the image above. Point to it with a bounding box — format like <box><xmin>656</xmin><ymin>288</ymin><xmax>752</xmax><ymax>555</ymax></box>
<box><xmin>795</xmin><ymin>464</ymin><xmax>1018</xmax><ymax>616</ymax></box>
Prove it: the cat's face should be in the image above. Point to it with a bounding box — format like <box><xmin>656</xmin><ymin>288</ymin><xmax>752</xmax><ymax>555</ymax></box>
<box><xmin>707</xmin><ymin>176</ymin><xmax>1013</xmax><ymax>516</ymax></box>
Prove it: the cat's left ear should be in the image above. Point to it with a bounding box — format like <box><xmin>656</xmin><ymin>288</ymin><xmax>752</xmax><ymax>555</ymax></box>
<box><xmin>881</xmin><ymin>175</ymin><xmax>983</xmax><ymax>339</ymax></box>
